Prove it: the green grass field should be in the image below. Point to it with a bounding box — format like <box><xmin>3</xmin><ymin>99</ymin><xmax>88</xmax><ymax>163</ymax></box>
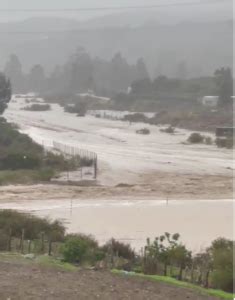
<box><xmin>0</xmin><ymin>169</ymin><xmax>55</xmax><ymax>185</ymax></box>
<box><xmin>0</xmin><ymin>252</ymin><xmax>77</xmax><ymax>272</ymax></box>
<box><xmin>112</xmin><ymin>270</ymin><xmax>234</xmax><ymax>300</ymax></box>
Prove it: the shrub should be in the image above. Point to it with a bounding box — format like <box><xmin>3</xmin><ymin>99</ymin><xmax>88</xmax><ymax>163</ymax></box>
<box><xmin>61</xmin><ymin>234</ymin><xmax>104</xmax><ymax>264</ymax></box>
<box><xmin>37</xmin><ymin>168</ymin><xmax>55</xmax><ymax>181</ymax></box>
<box><xmin>187</xmin><ymin>132</ymin><xmax>204</xmax><ymax>144</ymax></box>
<box><xmin>102</xmin><ymin>239</ymin><xmax>135</xmax><ymax>260</ymax></box>
<box><xmin>0</xmin><ymin>210</ymin><xmax>65</xmax><ymax>241</ymax></box>
<box><xmin>210</xmin><ymin>238</ymin><xmax>233</xmax><ymax>292</ymax></box>
<box><xmin>64</xmin><ymin>102</ymin><xmax>87</xmax><ymax>116</ymax></box>
<box><xmin>0</xmin><ymin>230</ymin><xmax>8</xmax><ymax>251</ymax></box>
<box><xmin>123</xmin><ymin>113</ymin><xmax>147</xmax><ymax>123</ymax></box>
<box><xmin>160</xmin><ymin>126</ymin><xmax>175</xmax><ymax>134</ymax></box>
<box><xmin>204</xmin><ymin>136</ymin><xmax>213</xmax><ymax>145</ymax></box>
<box><xmin>136</xmin><ymin>128</ymin><xmax>150</xmax><ymax>135</ymax></box>
<box><xmin>23</xmin><ymin>104</ymin><xmax>51</xmax><ymax>111</ymax></box>
<box><xmin>212</xmin><ymin>268</ymin><xmax>233</xmax><ymax>293</ymax></box>
<box><xmin>0</xmin><ymin>153</ymin><xmax>41</xmax><ymax>170</ymax></box>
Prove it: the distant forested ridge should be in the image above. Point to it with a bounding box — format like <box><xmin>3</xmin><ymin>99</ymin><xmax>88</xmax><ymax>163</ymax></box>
<box><xmin>4</xmin><ymin>49</ymin><xmax>149</xmax><ymax>96</ymax></box>
<box><xmin>0</xmin><ymin>17</ymin><xmax>232</xmax><ymax>83</ymax></box>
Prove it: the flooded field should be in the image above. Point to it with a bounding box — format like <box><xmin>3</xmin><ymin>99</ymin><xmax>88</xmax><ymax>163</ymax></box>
<box><xmin>2</xmin><ymin>95</ymin><xmax>233</xmax><ymax>251</ymax></box>
<box><xmin>4</xmin><ymin>96</ymin><xmax>233</xmax><ymax>187</ymax></box>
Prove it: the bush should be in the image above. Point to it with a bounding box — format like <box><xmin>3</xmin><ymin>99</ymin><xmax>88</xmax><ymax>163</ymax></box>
<box><xmin>123</xmin><ymin>113</ymin><xmax>147</xmax><ymax>123</ymax></box>
<box><xmin>0</xmin><ymin>153</ymin><xmax>41</xmax><ymax>170</ymax></box>
<box><xmin>102</xmin><ymin>239</ymin><xmax>135</xmax><ymax>260</ymax></box>
<box><xmin>187</xmin><ymin>132</ymin><xmax>204</xmax><ymax>144</ymax></box>
<box><xmin>160</xmin><ymin>126</ymin><xmax>175</xmax><ymax>134</ymax></box>
<box><xmin>186</xmin><ymin>133</ymin><xmax>214</xmax><ymax>146</ymax></box>
<box><xmin>0</xmin><ymin>210</ymin><xmax>65</xmax><ymax>241</ymax></box>
<box><xmin>204</xmin><ymin>136</ymin><xmax>213</xmax><ymax>145</ymax></box>
<box><xmin>64</xmin><ymin>102</ymin><xmax>87</xmax><ymax>116</ymax></box>
<box><xmin>23</xmin><ymin>104</ymin><xmax>51</xmax><ymax>111</ymax></box>
<box><xmin>0</xmin><ymin>230</ymin><xmax>8</xmax><ymax>251</ymax></box>
<box><xmin>37</xmin><ymin>168</ymin><xmax>55</xmax><ymax>181</ymax></box>
<box><xmin>212</xmin><ymin>268</ymin><xmax>233</xmax><ymax>293</ymax></box>
<box><xmin>210</xmin><ymin>238</ymin><xmax>234</xmax><ymax>292</ymax></box>
<box><xmin>136</xmin><ymin>128</ymin><xmax>150</xmax><ymax>135</ymax></box>
<box><xmin>61</xmin><ymin>234</ymin><xmax>104</xmax><ymax>264</ymax></box>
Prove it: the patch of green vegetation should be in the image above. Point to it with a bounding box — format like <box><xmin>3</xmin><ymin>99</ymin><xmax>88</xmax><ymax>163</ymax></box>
<box><xmin>0</xmin><ymin>210</ymin><xmax>65</xmax><ymax>253</ymax></box>
<box><xmin>0</xmin><ymin>252</ymin><xmax>77</xmax><ymax>272</ymax></box>
<box><xmin>188</xmin><ymin>132</ymin><xmax>204</xmax><ymax>144</ymax></box>
<box><xmin>0</xmin><ymin>169</ymin><xmax>56</xmax><ymax>185</ymax></box>
<box><xmin>37</xmin><ymin>255</ymin><xmax>78</xmax><ymax>272</ymax></box>
<box><xmin>60</xmin><ymin>234</ymin><xmax>105</xmax><ymax>265</ymax></box>
<box><xmin>0</xmin><ymin>252</ymin><xmax>25</xmax><ymax>263</ymax></box>
<box><xmin>0</xmin><ymin>118</ymin><xmax>82</xmax><ymax>184</ymax></box>
<box><xmin>23</xmin><ymin>104</ymin><xmax>51</xmax><ymax>111</ymax></box>
<box><xmin>112</xmin><ymin>270</ymin><xmax>234</xmax><ymax>300</ymax></box>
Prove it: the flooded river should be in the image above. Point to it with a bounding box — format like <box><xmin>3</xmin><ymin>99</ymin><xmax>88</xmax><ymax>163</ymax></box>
<box><xmin>2</xmin><ymin>95</ymin><xmax>233</xmax><ymax>252</ymax></box>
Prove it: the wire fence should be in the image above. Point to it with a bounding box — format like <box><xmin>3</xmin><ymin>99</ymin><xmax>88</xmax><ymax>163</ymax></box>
<box><xmin>52</xmin><ymin>141</ymin><xmax>98</xmax><ymax>179</ymax></box>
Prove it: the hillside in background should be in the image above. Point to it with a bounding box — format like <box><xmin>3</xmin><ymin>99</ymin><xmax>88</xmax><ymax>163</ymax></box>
<box><xmin>0</xmin><ymin>15</ymin><xmax>232</xmax><ymax>78</ymax></box>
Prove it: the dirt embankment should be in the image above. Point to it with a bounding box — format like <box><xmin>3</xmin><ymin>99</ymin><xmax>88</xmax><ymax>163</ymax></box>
<box><xmin>0</xmin><ymin>261</ymin><xmax>218</xmax><ymax>300</ymax></box>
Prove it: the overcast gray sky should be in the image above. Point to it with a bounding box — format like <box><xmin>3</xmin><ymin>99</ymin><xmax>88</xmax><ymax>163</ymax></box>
<box><xmin>0</xmin><ymin>0</ymin><xmax>231</xmax><ymax>22</ymax></box>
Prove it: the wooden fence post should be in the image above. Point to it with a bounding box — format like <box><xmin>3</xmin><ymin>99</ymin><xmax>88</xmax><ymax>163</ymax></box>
<box><xmin>48</xmin><ymin>237</ymin><xmax>52</xmax><ymax>256</ymax></box>
<box><xmin>28</xmin><ymin>240</ymin><xmax>32</xmax><ymax>253</ymax></box>
<box><xmin>110</xmin><ymin>240</ymin><xmax>114</xmax><ymax>268</ymax></box>
<box><xmin>94</xmin><ymin>155</ymin><xmax>97</xmax><ymax>179</ymax></box>
<box><xmin>7</xmin><ymin>228</ymin><xmax>12</xmax><ymax>252</ymax></box>
<box><xmin>41</xmin><ymin>232</ymin><xmax>45</xmax><ymax>253</ymax></box>
<box><xmin>20</xmin><ymin>228</ymin><xmax>25</xmax><ymax>254</ymax></box>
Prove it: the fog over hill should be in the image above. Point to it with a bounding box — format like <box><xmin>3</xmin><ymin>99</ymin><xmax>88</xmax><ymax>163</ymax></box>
<box><xmin>0</xmin><ymin>1</ymin><xmax>232</xmax><ymax>78</ymax></box>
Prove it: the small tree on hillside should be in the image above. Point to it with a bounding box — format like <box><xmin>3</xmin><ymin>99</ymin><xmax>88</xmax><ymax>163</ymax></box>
<box><xmin>209</xmin><ymin>238</ymin><xmax>233</xmax><ymax>292</ymax></box>
<box><xmin>194</xmin><ymin>251</ymin><xmax>213</xmax><ymax>287</ymax></box>
<box><xmin>144</xmin><ymin>232</ymin><xmax>189</xmax><ymax>277</ymax></box>
<box><xmin>172</xmin><ymin>244</ymin><xmax>192</xmax><ymax>280</ymax></box>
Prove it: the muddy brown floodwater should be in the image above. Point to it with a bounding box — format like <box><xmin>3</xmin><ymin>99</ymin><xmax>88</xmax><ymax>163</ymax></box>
<box><xmin>0</xmin><ymin>189</ymin><xmax>233</xmax><ymax>252</ymax></box>
<box><xmin>1</xmin><ymin>95</ymin><xmax>233</xmax><ymax>253</ymax></box>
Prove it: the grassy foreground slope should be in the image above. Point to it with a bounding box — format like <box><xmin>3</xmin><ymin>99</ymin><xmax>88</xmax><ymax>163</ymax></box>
<box><xmin>0</xmin><ymin>253</ymin><xmax>225</xmax><ymax>300</ymax></box>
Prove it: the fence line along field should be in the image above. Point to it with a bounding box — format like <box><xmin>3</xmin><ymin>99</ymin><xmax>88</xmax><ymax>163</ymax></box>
<box><xmin>52</xmin><ymin>141</ymin><xmax>98</xmax><ymax>179</ymax></box>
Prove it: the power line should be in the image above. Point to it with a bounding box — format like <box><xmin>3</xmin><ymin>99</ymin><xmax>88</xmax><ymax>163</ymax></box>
<box><xmin>3</xmin><ymin>17</ymin><xmax>231</xmax><ymax>35</ymax></box>
<box><xmin>0</xmin><ymin>0</ymin><xmax>226</xmax><ymax>13</ymax></box>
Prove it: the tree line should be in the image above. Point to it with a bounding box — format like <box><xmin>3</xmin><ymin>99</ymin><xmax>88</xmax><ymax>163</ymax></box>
<box><xmin>3</xmin><ymin>51</ymin><xmax>232</xmax><ymax>109</ymax></box>
<box><xmin>3</xmin><ymin>49</ymin><xmax>149</xmax><ymax>96</ymax></box>
<box><xmin>117</xmin><ymin>67</ymin><xmax>233</xmax><ymax>108</ymax></box>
